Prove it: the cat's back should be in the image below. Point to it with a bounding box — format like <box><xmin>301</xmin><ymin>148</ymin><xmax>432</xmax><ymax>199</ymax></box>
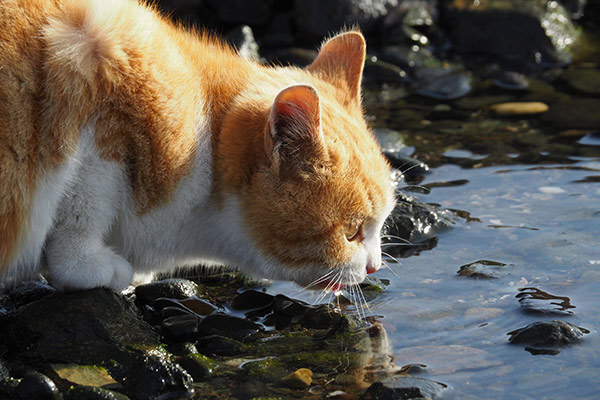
<box><xmin>0</xmin><ymin>0</ymin><xmax>60</xmax><ymax>268</ymax></box>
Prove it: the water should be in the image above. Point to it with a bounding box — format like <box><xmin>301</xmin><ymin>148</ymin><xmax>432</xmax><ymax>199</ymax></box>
<box><xmin>269</xmin><ymin>84</ymin><xmax>600</xmax><ymax>397</ymax></box>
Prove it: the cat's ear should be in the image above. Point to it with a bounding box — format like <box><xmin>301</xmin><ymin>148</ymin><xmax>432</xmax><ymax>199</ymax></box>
<box><xmin>266</xmin><ymin>84</ymin><xmax>326</xmax><ymax>176</ymax></box>
<box><xmin>306</xmin><ymin>31</ymin><xmax>366</xmax><ymax>101</ymax></box>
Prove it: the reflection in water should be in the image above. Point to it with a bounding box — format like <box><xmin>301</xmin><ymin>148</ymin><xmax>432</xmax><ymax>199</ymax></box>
<box><xmin>516</xmin><ymin>287</ymin><xmax>576</xmax><ymax>315</ymax></box>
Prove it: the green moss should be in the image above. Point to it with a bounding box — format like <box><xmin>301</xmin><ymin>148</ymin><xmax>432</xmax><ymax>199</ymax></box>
<box><xmin>241</xmin><ymin>357</ymin><xmax>289</xmax><ymax>382</ymax></box>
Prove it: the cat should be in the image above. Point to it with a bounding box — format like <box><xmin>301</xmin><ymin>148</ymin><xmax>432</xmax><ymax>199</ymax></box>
<box><xmin>0</xmin><ymin>0</ymin><xmax>395</xmax><ymax>292</ymax></box>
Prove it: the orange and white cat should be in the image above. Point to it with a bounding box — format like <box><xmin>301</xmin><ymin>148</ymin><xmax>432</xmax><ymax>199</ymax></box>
<box><xmin>0</xmin><ymin>0</ymin><xmax>395</xmax><ymax>291</ymax></box>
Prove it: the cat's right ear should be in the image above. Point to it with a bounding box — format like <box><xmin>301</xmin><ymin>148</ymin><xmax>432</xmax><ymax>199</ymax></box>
<box><xmin>266</xmin><ymin>85</ymin><xmax>327</xmax><ymax>177</ymax></box>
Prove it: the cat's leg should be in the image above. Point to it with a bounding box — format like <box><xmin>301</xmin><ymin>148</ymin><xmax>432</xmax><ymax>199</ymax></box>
<box><xmin>45</xmin><ymin>146</ymin><xmax>133</xmax><ymax>292</ymax></box>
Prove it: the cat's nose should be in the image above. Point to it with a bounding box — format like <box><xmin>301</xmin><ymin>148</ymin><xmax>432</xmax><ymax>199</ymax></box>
<box><xmin>366</xmin><ymin>260</ymin><xmax>380</xmax><ymax>274</ymax></box>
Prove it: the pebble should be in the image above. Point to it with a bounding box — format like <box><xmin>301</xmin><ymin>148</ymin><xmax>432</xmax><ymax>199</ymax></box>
<box><xmin>64</xmin><ymin>386</ymin><xmax>131</xmax><ymax>400</ymax></box>
<box><xmin>196</xmin><ymin>335</ymin><xmax>248</xmax><ymax>357</ymax></box>
<box><xmin>230</xmin><ymin>290</ymin><xmax>274</xmax><ymax>311</ymax></box>
<box><xmin>457</xmin><ymin>260</ymin><xmax>510</xmax><ymax>279</ymax></box>
<box><xmin>493</xmin><ymin>71</ymin><xmax>529</xmax><ymax>90</ymax></box>
<box><xmin>507</xmin><ymin>320</ymin><xmax>589</xmax><ymax>347</ymax></box>
<box><xmin>197</xmin><ymin>314</ymin><xmax>263</xmax><ymax>341</ymax></box>
<box><xmin>48</xmin><ymin>363</ymin><xmax>121</xmax><ymax>390</ymax></box>
<box><xmin>135</xmin><ymin>279</ymin><xmax>200</xmax><ymax>305</ymax></box>
<box><xmin>161</xmin><ymin>314</ymin><xmax>201</xmax><ymax>343</ymax></box>
<box><xmin>178</xmin><ymin>297</ymin><xmax>218</xmax><ymax>316</ymax></box>
<box><xmin>489</xmin><ymin>102</ymin><xmax>549</xmax><ymax>115</ymax></box>
<box><xmin>176</xmin><ymin>354</ymin><xmax>215</xmax><ymax>381</ymax></box>
<box><xmin>280</xmin><ymin>368</ymin><xmax>313</xmax><ymax>389</ymax></box>
<box><xmin>15</xmin><ymin>371</ymin><xmax>61</xmax><ymax>400</ymax></box>
<box><xmin>516</xmin><ymin>287</ymin><xmax>575</xmax><ymax>315</ymax></box>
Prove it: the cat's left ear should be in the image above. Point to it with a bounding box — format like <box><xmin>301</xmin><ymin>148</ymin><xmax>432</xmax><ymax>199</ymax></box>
<box><xmin>266</xmin><ymin>84</ymin><xmax>326</xmax><ymax>176</ymax></box>
<box><xmin>307</xmin><ymin>31</ymin><xmax>366</xmax><ymax>101</ymax></box>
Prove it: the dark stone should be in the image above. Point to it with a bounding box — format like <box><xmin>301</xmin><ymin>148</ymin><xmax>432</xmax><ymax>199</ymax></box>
<box><xmin>508</xmin><ymin>320</ymin><xmax>590</xmax><ymax>347</ymax></box>
<box><xmin>540</xmin><ymin>98</ymin><xmax>600</xmax><ymax>130</ymax></box>
<box><xmin>414</xmin><ymin>68</ymin><xmax>472</xmax><ymax>100</ymax></box>
<box><xmin>1</xmin><ymin>289</ymin><xmax>193</xmax><ymax>400</ymax></box>
<box><xmin>15</xmin><ymin>371</ymin><xmax>60</xmax><ymax>400</ymax></box>
<box><xmin>207</xmin><ymin>0</ymin><xmax>274</xmax><ymax>25</ymax></box>
<box><xmin>161</xmin><ymin>306</ymin><xmax>194</xmax><ymax>319</ymax></box>
<box><xmin>176</xmin><ymin>354</ymin><xmax>215</xmax><ymax>381</ymax></box>
<box><xmin>0</xmin><ymin>358</ymin><xmax>9</xmax><ymax>380</ymax></box>
<box><xmin>444</xmin><ymin>0</ymin><xmax>578</xmax><ymax>70</ymax></box>
<box><xmin>362</xmin><ymin>377</ymin><xmax>447</xmax><ymax>400</ymax></box>
<box><xmin>124</xmin><ymin>356</ymin><xmax>193</xmax><ymax>400</ymax></box>
<box><xmin>197</xmin><ymin>314</ymin><xmax>263</xmax><ymax>341</ymax></box>
<box><xmin>161</xmin><ymin>314</ymin><xmax>201</xmax><ymax>343</ymax></box>
<box><xmin>293</xmin><ymin>0</ymin><xmax>398</xmax><ymax>43</ymax></box>
<box><xmin>5</xmin><ymin>281</ymin><xmax>56</xmax><ymax>310</ymax></box>
<box><xmin>457</xmin><ymin>260</ymin><xmax>510</xmax><ymax>279</ymax></box>
<box><xmin>178</xmin><ymin>297</ymin><xmax>218</xmax><ymax>316</ymax></box>
<box><xmin>362</xmin><ymin>381</ymin><xmax>423</xmax><ymax>400</ymax></box>
<box><xmin>65</xmin><ymin>386</ymin><xmax>131</xmax><ymax>400</ymax></box>
<box><xmin>196</xmin><ymin>335</ymin><xmax>248</xmax><ymax>357</ymax></box>
<box><xmin>135</xmin><ymin>279</ymin><xmax>200</xmax><ymax>305</ymax></box>
<box><xmin>230</xmin><ymin>290</ymin><xmax>274</xmax><ymax>311</ymax></box>
<box><xmin>382</xmin><ymin>192</ymin><xmax>452</xmax><ymax>257</ymax></box>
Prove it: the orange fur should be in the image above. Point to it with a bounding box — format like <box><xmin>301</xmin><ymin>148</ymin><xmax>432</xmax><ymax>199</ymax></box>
<box><xmin>0</xmin><ymin>0</ymin><xmax>392</xmax><ymax>285</ymax></box>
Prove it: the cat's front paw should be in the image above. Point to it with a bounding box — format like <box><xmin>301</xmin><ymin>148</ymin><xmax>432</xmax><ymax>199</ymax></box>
<box><xmin>48</xmin><ymin>247</ymin><xmax>133</xmax><ymax>291</ymax></box>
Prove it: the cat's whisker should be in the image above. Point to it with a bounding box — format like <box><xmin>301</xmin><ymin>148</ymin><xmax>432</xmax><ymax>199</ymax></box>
<box><xmin>300</xmin><ymin>269</ymin><xmax>337</xmax><ymax>292</ymax></box>
<box><xmin>380</xmin><ymin>234</ymin><xmax>412</xmax><ymax>244</ymax></box>
<box><xmin>382</xmin><ymin>260</ymin><xmax>403</xmax><ymax>280</ymax></box>
<box><xmin>399</xmin><ymin>184</ymin><xmax>431</xmax><ymax>194</ymax></box>
<box><xmin>381</xmin><ymin>251</ymin><xmax>403</xmax><ymax>266</ymax></box>
<box><xmin>381</xmin><ymin>242</ymin><xmax>412</xmax><ymax>248</ymax></box>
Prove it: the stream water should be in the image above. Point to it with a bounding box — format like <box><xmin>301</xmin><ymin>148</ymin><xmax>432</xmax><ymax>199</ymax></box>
<box><xmin>270</xmin><ymin>75</ymin><xmax>600</xmax><ymax>398</ymax></box>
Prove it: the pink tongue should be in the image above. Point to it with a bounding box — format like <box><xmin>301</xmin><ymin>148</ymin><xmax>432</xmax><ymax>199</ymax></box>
<box><xmin>330</xmin><ymin>282</ymin><xmax>345</xmax><ymax>292</ymax></box>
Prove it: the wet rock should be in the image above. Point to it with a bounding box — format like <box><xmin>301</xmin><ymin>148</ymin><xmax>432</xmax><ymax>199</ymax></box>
<box><xmin>5</xmin><ymin>281</ymin><xmax>56</xmax><ymax>309</ymax></box>
<box><xmin>178</xmin><ymin>297</ymin><xmax>218</xmax><ymax>316</ymax></box>
<box><xmin>445</xmin><ymin>0</ymin><xmax>579</xmax><ymax>70</ymax></box>
<box><xmin>161</xmin><ymin>314</ymin><xmax>201</xmax><ymax>343</ymax></box>
<box><xmin>1</xmin><ymin>289</ymin><xmax>192</xmax><ymax>400</ymax></box>
<box><xmin>230</xmin><ymin>290</ymin><xmax>274</xmax><ymax>311</ymax></box>
<box><xmin>415</xmin><ymin>68</ymin><xmax>472</xmax><ymax>100</ymax></box>
<box><xmin>47</xmin><ymin>363</ymin><xmax>122</xmax><ymax>391</ymax></box>
<box><xmin>280</xmin><ymin>368</ymin><xmax>313</xmax><ymax>389</ymax></box>
<box><xmin>270</xmin><ymin>295</ymin><xmax>345</xmax><ymax>330</ymax></box>
<box><xmin>507</xmin><ymin>320</ymin><xmax>589</xmax><ymax>347</ymax></box>
<box><xmin>135</xmin><ymin>279</ymin><xmax>200</xmax><ymax>305</ymax></box>
<box><xmin>176</xmin><ymin>354</ymin><xmax>216</xmax><ymax>381</ymax></box>
<box><xmin>383</xmin><ymin>192</ymin><xmax>452</xmax><ymax>257</ymax></box>
<box><xmin>241</xmin><ymin>357</ymin><xmax>288</xmax><ymax>382</ymax></box>
<box><xmin>362</xmin><ymin>378</ymin><xmax>446</xmax><ymax>400</ymax></box>
<box><xmin>124</xmin><ymin>355</ymin><xmax>193</xmax><ymax>400</ymax></box>
<box><xmin>490</xmin><ymin>102</ymin><xmax>549</xmax><ymax>115</ymax></box>
<box><xmin>65</xmin><ymin>386</ymin><xmax>131</xmax><ymax>400</ymax></box>
<box><xmin>516</xmin><ymin>287</ymin><xmax>575</xmax><ymax>315</ymax></box>
<box><xmin>457</xmin><ymin>260</ymin><xmax>511</xmax><ymax>279</ymax></box>
<box><xmin>560</xmin><ymin>69</ymin><xmax>600</xmax><ymax>95</ymax></box>
<box><xmin>197</xmin><ymin>314</ymin><xmax>263</xmax><ymax>341</ymax></box>
<box><xmin>196</xmin><ymin>335</ymin><xmax>248</xmax><ymax>357</ymax></box>
<box><xmin>224</xmin><ymin>25</ymin><xmax>260</xmax><ymax>61</ymax></box>
<box><xmin>15</xmin><ymin>371</ymin><xmax>60</xmax><ymax>400</ymax></box>
<box><xmin>161</xmin><ymin>306</ymin><xmax>193</xmax><ymax>319</ymax></box>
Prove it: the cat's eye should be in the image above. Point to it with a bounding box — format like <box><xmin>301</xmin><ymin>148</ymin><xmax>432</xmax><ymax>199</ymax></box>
<box><xmin>343</xmin><ymin>220</ymin><xmax>363</xmax><ymax>242</ymax></box>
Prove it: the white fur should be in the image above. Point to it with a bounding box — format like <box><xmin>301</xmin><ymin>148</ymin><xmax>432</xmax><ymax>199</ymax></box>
<box><xmin>4</xmin><ymin>110</ymin><xmax>395</xmax><ymax>291</ymax></box>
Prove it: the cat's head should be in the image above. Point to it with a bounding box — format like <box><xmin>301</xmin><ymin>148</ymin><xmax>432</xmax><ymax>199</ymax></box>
<box><xmin>219</xmin><ymin>32</ymin><xmax>395</xmax><ymax>290</ymax></box>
